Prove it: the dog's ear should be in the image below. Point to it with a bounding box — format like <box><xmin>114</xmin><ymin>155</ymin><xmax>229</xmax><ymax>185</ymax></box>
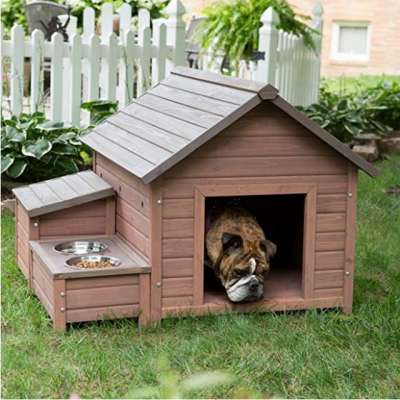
<box><xmin>221</xmin><ymin>232</ymin><xmax>243</xmax><ymax>255</ymax></box>
<box><xmin>260</xmin><ymin>239</ymin><xmax>277</xmax><ymax>259</ymax></box>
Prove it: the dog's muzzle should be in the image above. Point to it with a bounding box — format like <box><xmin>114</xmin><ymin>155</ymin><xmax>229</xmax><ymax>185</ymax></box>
<box><xmin>225</xmin><ymin>258</ymin><xmax>264</xmax><ymax>302</ymax></box>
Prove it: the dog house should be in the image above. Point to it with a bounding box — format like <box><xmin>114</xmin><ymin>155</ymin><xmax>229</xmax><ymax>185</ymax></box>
<box><xmin>13</xmin><ymin>67</ymin><xmax>377</xmax><ymax>330</ymax></box>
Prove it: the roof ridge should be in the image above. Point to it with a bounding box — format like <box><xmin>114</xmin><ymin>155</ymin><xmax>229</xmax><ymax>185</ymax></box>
<box><xmin>171</xmin><ymin>66</ymin><xmax>278</xmax><ymax>98</ymax></box>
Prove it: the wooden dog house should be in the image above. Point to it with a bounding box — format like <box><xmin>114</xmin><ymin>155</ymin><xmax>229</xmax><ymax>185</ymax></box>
<box><xmin>14</xmin><ymin>67</ymin><xmax>377</xmax><ymax>329</ymax></box>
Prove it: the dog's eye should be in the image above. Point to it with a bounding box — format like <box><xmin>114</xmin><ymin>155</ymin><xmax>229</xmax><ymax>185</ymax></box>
<box><xmin>234</xmin><ymin>268</ymin><xmax>248</xmax><ymax>277</ymax></box>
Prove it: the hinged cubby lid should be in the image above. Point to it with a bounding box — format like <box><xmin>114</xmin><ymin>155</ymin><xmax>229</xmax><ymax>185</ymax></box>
<box><xmin>13</xmin><ymin>170</ymin><xmax>114</xmax><ymax>217</ymax></box>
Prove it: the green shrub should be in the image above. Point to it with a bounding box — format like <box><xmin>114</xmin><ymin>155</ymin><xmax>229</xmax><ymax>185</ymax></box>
<box><xmin>299</xmin><ymin>80</ymin><xmax>400</xmax><ymax>142</ymax></box>
<box><xmin>195</xmin><ymin>0</ymin><xmax>315</xmax><ymax>66</ymax></box>
<box><xmin>81</xmin><ymin>100</ymin><xmax>118</xmax><ymax>125</ymax></box>
<box><xmin>1</xmin><ymin>112</ymin><xmax>92</xmax><ymax>183</ymax></box>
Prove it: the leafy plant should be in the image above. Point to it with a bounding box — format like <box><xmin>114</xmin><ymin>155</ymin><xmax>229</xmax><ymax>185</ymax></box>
<box><xmin>299</xmin><ymin>80</ymin><xmax>400</xmax><ymax>142</ymax></box>
<box><xmin>1</xmin><ymin>0</ymin><xmax>28</xmax><ymax>33</ymax></box>
<box><xmin>81</xmin><ymin>100</ymin><xmax>118</xmax><ymax>125</ymax></box>
<box><xmin>1</xmin><ymin>112</ymin><xmax>92</xmax><ymax>183</ymax></box>
<box><xmin>195</xmin><ymin>0</ymin><xmax>316</xmax><ymax>66</ymax></box>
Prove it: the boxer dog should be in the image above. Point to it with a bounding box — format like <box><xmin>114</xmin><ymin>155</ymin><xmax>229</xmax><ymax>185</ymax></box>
<box><xmin>206</xmin><ymin>206</ymin><xmax>276</xmax><ymax>302</ymax></box>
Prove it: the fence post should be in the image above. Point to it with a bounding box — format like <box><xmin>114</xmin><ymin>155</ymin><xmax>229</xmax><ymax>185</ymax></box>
<box><xmin>165</xmin><ymin>0</ymin><xmax>186</xmax><ymax>75</ymax></box>
<box><xmin>68</xmin><ymin>34</ymin><xmax>82</xmax><ymax>126</ymax></box>
<box><xmin>311</xmin><ymin>1</ymin><xmax>323</xmax><ymax>104</ymax></box>
<box><xmin>152</xmin><ymin>20</ymin><xmax>167</xmax><ymax>84</ymax></box>
<box><xmin>256</xmin><ymin>7</ymin><xmax>279</xmax><ymax>85</ymax></box>
<box><xmin>10</xmin><ymin>25</ymin><xmax>24</xmax><ymax>116</ymax></box>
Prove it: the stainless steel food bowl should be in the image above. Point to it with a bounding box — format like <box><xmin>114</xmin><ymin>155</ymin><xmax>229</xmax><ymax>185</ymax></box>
<box><xmin>54</xmin><ymin>241</ymin><xmax>107</xmax><ymax>255</ymax></box>
<box><xmin>65</xmin><ymin>255</ymin><xmax>122</xmax><ymax>269</ymax></box>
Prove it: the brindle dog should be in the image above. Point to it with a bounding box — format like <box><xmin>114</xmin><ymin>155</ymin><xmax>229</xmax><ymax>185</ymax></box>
<box><xmin>206</xmin><ymin>206</ymin><xmax>277</xmax><ymax>302</ymax></box>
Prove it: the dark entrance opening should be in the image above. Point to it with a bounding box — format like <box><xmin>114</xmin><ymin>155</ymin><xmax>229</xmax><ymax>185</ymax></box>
<box><xmin>203</xmin><ymin>194</ymin><xmax>305</xmax><ymax>304</ymax></box>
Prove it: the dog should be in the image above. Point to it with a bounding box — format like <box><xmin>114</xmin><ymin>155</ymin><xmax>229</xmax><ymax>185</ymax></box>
<box><xmin>206</xmin><ymin>206</ymin><xmax>277</xmax><ymax>303</ymax></box>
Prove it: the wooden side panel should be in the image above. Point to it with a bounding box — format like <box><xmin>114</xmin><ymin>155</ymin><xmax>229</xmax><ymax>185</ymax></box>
<box><xmin>159</xmin><ymin>102</ymin><xmax>349</xmax><ymax>312</ymax></box>
<box><xmin>95</xmin><ymin>154</ymin><xmax>151</xmax><ymax>261</ymax></box>
<box><xmin>31</xmin><ymin>252</ymin><xmax>54</xmax><ymax>317</ymax></box>
<box><xmin>38</xmin><ymin>199</ymin><xmax>111</xmax><ymax>238</ymax></box>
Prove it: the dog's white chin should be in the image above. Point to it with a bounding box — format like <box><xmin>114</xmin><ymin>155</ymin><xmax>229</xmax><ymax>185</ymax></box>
<box><xmin>226</xmin><ymin>275</ymin><xmax>262</xmax><ymax>303</ymax></box>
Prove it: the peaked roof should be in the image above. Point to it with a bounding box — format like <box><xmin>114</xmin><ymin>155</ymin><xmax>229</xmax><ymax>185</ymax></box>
<box><xmin>82</xmin><ymin>67</ymin><xmax>377</xmax><ymax>183</ymax></box>
<box><xmin>13</xmin><ymin>170</ymin><xmax>114</xmax><ymax>217</ymax></box>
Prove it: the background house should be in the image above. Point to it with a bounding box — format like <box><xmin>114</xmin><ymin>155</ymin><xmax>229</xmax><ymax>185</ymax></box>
<box><xmin>183</xmin><ymin>0</ymin><xmax>400</xmax><ymax>77</ymax></box>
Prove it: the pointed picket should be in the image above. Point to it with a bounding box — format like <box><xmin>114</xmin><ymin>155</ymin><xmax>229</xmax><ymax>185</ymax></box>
<box><xmin>118</xmin><ymin>30</ymin><xmax>135</xmax><ymax>106</ymax></box>
<box><xmin>30</xmin><ymin>29</ymin><xmax>44</xmax><ymax>113</ymax></box>
<box><xmin>100</xmin><ymin>32</ymin><xmax>118</xmax><ymax>101</ymax></box>
<box><xmin>152</xmin><ymin>20</ymin><xmax>167</xmax><ymax>84</ymax></box>
<box><xmin>119</xmin><ymin>3</ymin><xmax>132</xmax><ymax>36</ymax></box>
<box><xmin>10</xmin><ymin>25</ymin><xmax>24</xmax><ymax>115</ymax></box>
<box><xmin>137</xmin><ymin>26</ymin><xmax>151</xmax><ymax>97</ymax></box>
<box><xmin>69</xmin><ymin>34</ymin><xmax>82</xmax><ymax>126</ymax></box>
<box><xmin>50</xmin><ymin>32</ymin><xmax>64</xmax><ymax>122</ymax></box>
<box><xmin>83</xmin><ymin>7</ymin><xmax>95</xmax><ymax>42</ymax></box>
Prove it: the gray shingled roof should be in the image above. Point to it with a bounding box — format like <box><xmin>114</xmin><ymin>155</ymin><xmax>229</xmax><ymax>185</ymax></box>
<box><xmin>13</xmin><ymin>170</ymin><xmax>114</xmax><ymax>217</ymax></box>
<box><xmin>82</xmin><ymin>67</ymin><xmax>377</xmax><ymax>183</ymax></box>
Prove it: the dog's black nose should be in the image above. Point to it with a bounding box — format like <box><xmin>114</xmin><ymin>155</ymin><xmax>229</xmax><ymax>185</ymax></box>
<box><xmin>249</xmin><ymin>281</ymin><xmax>259</xmax><ymax>291</ymax></box>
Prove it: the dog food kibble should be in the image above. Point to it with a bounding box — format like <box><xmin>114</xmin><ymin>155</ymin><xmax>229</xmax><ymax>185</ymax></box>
<box><xmin>76</xmin><ymin>260</ymin><xmax>114</xmax><ymax>269</ymax></box>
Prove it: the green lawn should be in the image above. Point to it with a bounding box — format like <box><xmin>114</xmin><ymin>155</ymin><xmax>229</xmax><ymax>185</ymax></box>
<box><xmin>322</xmin><ymin>74</ymin><xmax>400</xmax><ymax>95</ymax></box>
<box><xmin>2</xmin><ymin>155</ymin><xmax>400</xmax><ymax>399</ymax></box>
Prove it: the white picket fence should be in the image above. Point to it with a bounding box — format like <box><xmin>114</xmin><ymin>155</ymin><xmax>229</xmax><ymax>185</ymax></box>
<box><xmin>201</xmin><ymin>3</ymin><xmax>323</xmax><ymax>107</ymax></box>
<box><xmin>1</xmin><ymin>0</ymin><xmax>186</xmax><ymax>125</ymax></box>
<box><xmin>1</xmin><ymin>0</ymin><xmax>323</xmax><ymax>126</ymax></box>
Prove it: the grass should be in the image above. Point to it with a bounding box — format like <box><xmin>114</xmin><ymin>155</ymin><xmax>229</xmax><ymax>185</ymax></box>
<box><xmin>322</xmin><ymin>74</ymin><xmax>400</xmax><ymax>95</ymax></box>
<box><xmin>2</xmin><ymin>155</ymin><xmax>400</xmax><ymax>398</ymax></box>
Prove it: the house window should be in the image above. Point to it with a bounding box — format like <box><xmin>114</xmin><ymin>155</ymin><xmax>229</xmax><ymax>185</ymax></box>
<box><xmin>331</xmin><ymin>22</ymin><xmax>370</xmax><ymax>62</ymax></box>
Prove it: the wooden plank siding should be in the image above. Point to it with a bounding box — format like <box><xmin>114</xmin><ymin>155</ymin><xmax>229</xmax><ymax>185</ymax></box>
<box><xmin>95</xmin><ymin>154</ymin><xmax>151</xmax><ymax>261</ymax></box>
<box><xmin>159</xmin><ymin>103</ymin><xmax>349</xmax><ymax>308</ymax></box>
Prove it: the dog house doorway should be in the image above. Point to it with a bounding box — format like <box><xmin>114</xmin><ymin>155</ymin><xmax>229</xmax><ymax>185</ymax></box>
<box><xmin>193</xmin><ymin>184</ymin><xmax>317</xmax><ymax>307</ymax></box>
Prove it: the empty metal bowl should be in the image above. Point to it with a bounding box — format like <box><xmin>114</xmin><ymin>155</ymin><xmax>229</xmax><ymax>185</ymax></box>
<box><xmin>65</xmin><ymin>255</ymin><xmax>122</xmax><ymax>270</ymax></box>
<box><xmin>54</xmin><ymin>241</ymin><xmax>107</xmax><ymax>255</ymax></box>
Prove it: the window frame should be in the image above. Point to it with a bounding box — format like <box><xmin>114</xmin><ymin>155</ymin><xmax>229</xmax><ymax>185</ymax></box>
<box><xmin>331</xmin><ymin>21</ymin><xmax>371</xmax><ymax>62</ymax></box>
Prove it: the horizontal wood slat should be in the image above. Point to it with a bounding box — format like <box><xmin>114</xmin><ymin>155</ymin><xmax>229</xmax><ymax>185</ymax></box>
<box><xmin>40</xmin><ymin>199</ymin><xmax>106</xmax><ymax>220</ymax></box>
<box><xmin>117</xmin><ymin>198</ymin><xmax>150</xmax><ymax>237</ymax></box>
<box><xmin>167</xmin><ymin>156</ymin><xmax>347</xmax><ymax>179</ymax></box>
<box><xmin>316</xmin><ymin>213</ymin><xmax>346</xmax><ymax>232</ymax></box>
<box><xmin>162</xmin><ymin>277</ymin><xmax>193</xmax><ymax>297</ymax></box>
<box><xmin>162</xmin><ymin>176</ymin><xmax>348</xmax><ymax>199</ymax></box>
<box><xmin>66</xmin><ymin>285</ymin><xmax>140</xmax><ymax>309</ymax></box>
<box><xmin>162</xmin><ymin>218</ymin><xmax>194</xmax><ymax>238</ymax></box>
<box><xmin>316</xmin><ymin>232</ymin><xmax>346</xmax><ymax>252</ymax></box>
<box><xmin>163</xmin><ymin>199</ymin><xmax>194</xmax><ymax>219</ymax></box>
<box><xmin>162</xmin><ymin>238</ymin><xmax>194</xmax><ymax>258</ymax></box>
<box><xmin>116</xmin><ymin>216</ymin><xmax>149</xmax><ymax>259</ymax></box>
<box><xmin>315</xmin><ymin>251</ymin><xmax>345</xmax><ymax>271</ymax></box>
<box><xmin>162</xmin><ymin>296</ymin><xmax>193</xmax><ymax>308</ymax></box>
<box><xmin>162</xmin><ymin>258</ymin><xmax>193</xmax><ymax>278</ymax></box>
<box><xmin>314</xmin><ymin>270</ymin><xmax>344</xmax><ymax>289</ymax></box>
<box><xmin>39</xmin><ymin>216</ymin><xmax>106</xmax><ymax>237</ymax></box>
<box><xmin>317</xmin><ymin>195</ymin><xmax>347</xmax><ymax>213</ymax></box>
<box><xmin>314</xmin><ymin>288</ymin><xmax>344</xmax><ymax>298</ymax></box>
<box><xmin>66</xmin><ymin>275</ymin><xmax>139</xmax><ymax>290</ymax></box>
<box><xmin>196</xmin><ymin>136</ymin><xmax>335</xmax><ymax>158</ymax></box>
<box><xmin>66</xmin><ymin>304</ymin><xmax>140</xmax><ymax>323</ymax></box>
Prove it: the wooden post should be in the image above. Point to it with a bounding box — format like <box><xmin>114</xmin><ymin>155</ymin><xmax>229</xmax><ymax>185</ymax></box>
<box><xmin>256</xmin><ymin>7</ymin><xmax>279</xmax><ymax>84</ymax></box>
<box><xmin>165</xmin><ymin>0</ymin><xmax>186</xmax><ymax>75</ymax></box>
<box><xmin>149</xmin><ymin>182</ymin><xmax>163</xmax><ymax>323</ymax></box>
<box><xmin>10</xmin><ymin>25</ymin><xmax>24</xmax><ymax>116</ymax></box>
<box><xmin>53</xmin><ymin>279</ymin><xmax>67</xmax><ymax>331</ymax></box>
<box><xmin>139</xmin><ymin>274</ymin><xmax>151</xmax><ymax>327</ymax></box>
<box><xmin>343</xmin><ymin>165</ymin><xmax>358</xmax><ymax>314</ymax></box>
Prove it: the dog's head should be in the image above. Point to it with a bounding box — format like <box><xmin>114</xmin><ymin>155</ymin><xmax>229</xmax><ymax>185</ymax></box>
<box><xmin>216</xmin><ymin>232</ymin><xmax>277</xmax><ymax>302</ymax></box>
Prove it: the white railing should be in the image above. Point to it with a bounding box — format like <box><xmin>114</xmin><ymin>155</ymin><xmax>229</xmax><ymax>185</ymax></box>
<box><xmin>1</xmin><ymin>0</ymin><xmax>186</xmax><ymax>125</ymax></box>
<box><xmin>199</xmin><ymin>3</ymin><xmax>323</xmax><ymax>107</ymax></box>
<box><xmin>1</xmin><ymin>0</ymin><xmax>322</xmax><ymax>126</ymax></box>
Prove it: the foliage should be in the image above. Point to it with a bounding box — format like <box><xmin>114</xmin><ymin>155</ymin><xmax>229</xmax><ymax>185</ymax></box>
<box><xmin>195</xmin><ymin>0</ymin><xmax>316</xmax><ymax>65</ymax></box>
<box><xmin>70</xmin><ymin>0</ymin><xmax>169</xmax><ymax>29</ymax></box>
<box><xmin>128</xmin><ymin>357</ymin><xmax>236</xmax><ymax>398</ymax></box>
<box><xmin>1</xmin><ymin>0</ymin><xmax>169</xmax><ymax>34</ymax></box>
<box><xmin>1</xmin><ymin>112</ymin><xmax>92</xmax><ymax>183</ymax></box>
<box><xmin>2</xmin><ymin>155</ymin><xmax>400</xmax><ymax>398</ymax></box>
<box><xmin>81</xmin><ymin>100</ymin><xmax>118</xmax><ymax>125</ymax></box>
<box><xmin>1</xmin><ymin>0</ymin><xmax>28</xmax><ymax>33</ymax></box>
<box><xmin>299</xmin><ymin>80</ymin><xmax>400</xmax><ymax>142</ymax></box>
